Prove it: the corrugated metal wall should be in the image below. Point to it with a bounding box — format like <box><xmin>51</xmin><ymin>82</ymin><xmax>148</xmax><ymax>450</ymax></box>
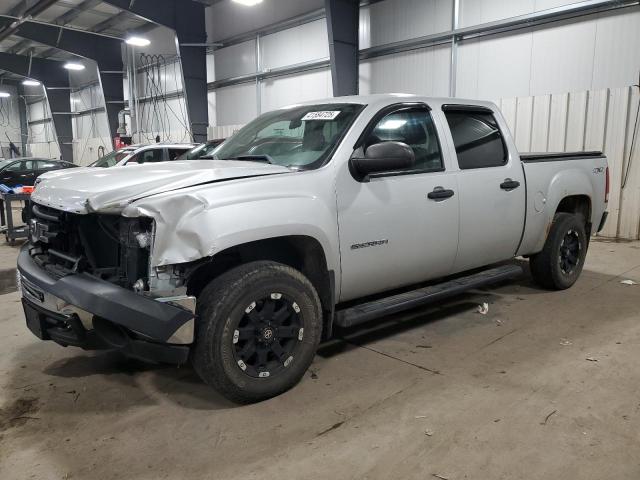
<box><xmin>498</xmin><ymin>86</ymin><xmax>640</xmax><ymax>239</ymax></box>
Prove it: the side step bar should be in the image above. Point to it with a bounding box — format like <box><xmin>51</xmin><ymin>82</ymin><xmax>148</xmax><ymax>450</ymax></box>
<box><xmin>334</xmin><ymin>264</ymin><xmax>523</xmax><ymax>328</ymax></box>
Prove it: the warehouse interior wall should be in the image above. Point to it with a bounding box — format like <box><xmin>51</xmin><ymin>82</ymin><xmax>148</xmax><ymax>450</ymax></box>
<box><xmin>0</xmin><ymin>84</ymin><xmax>23</xmax><ymax>158</ymax></box>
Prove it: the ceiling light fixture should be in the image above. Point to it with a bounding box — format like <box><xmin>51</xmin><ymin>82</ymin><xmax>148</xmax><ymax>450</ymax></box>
<box><xmin>125</xmin><ymin>36</ymin><xmax>151</xmax><ymax>47</ymax></box>
<box><xmin>22</xmin><ymin>79</ymin><xmax>41</xmax><ymax>86</ymax></box>
<box><xmin>63</xmin><ymin>62</ymin><xmax>85</xmax><ymax>71</ymax></box>
<box><xmin>232</xmin><ymin>0</ymin><xmax>264</xmax><ymax>6</ymax></box>
<box><xmin>0</xmin><ymin>92</ymin><xmax>10</xmax><ymax>98</ymax></box>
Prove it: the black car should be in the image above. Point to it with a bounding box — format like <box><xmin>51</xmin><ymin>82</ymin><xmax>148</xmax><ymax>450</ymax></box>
<box><xmin>0</xmin><ymin>157</ymin><xmax>77</xmax><ymax>187</ymax></box>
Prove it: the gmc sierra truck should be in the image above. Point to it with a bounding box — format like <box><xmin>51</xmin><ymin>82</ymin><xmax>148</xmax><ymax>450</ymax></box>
<box><xmin>18</xmin><ymin>94</ymin><xmax>609</xmax><ymax>403</ymax></box>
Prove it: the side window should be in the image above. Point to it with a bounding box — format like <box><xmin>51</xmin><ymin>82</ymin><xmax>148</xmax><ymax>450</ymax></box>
<box><xmin>168</xmin><ymin>148</ymin><xmax>186</xmax><ymax>160</ymax></box>
<box><xmin>365</xmin><ymin>108</ymin><xmax>443</xmax><ymax>173</ymax></box>
<box><xmin>134</xmin><ymin>149</ymin><xmax>164</xmax><ymax>164</ymax></box>
<box><xmin>4</xmin><ymin>161</ymin><xmax>23</xmax><ymax>172</ymax></box>
<box><xmin>443</xmin><ymin>110</ymin><xmax>507</xmax><ymax>169</ymax></box>
<box><xmin>36</xmin><ymin>161</ymin><xmax>58</xmax><ymax>170</ymax></box>
<box><xmin>23</xmin><ymin>160</ymin><xmax>35</xmax><ymax>170</ymax></box>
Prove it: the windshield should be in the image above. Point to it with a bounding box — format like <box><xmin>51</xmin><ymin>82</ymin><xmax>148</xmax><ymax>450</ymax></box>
<box><xmin>0</xmin><ymin>160</ymin><xmax>13</xmax><ymax>170</ymax></box>
<box><xmin>90</xmin><ymin>149</ymin><xmax>134</xmax><ymax>168</ymax></box>
<box><xmin>178</xmin><ymin>140</ymin><xmax>224</xmax><ymax>160</ymax></box>
<box><xmin>213</xmin><ymin>103</ymin><xmax>364</xmax><ymax>169</ymax></box>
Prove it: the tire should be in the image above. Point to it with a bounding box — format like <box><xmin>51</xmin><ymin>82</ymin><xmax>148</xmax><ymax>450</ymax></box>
<box><xmin>529</xmin><ymin>212</ymin><xmax>588</xmax><ymax>290</ymax></box>
<box><xmin>192</xmin><ymin>260</ymin><xmax>322</xmax><ymax>403</ymax></box>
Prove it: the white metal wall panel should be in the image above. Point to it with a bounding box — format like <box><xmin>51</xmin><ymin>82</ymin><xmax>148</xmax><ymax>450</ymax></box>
<box><xmin>205</xmin><ymin>0</ymin><xmax>323</xmax><ymax>42</ymax></box>
<box><xmin>601</xmin><ymin>87</ymin><xmax>630</xmax><ymax>237</ymax></box>
<box><xmin>260</xmin><ymin>19</ymin><xmax>329</xmax><ymax>70</ymax></box>
<box><xmin>565</xmin><ymin>90</ymin><xmax>588</xmax><ymax>151</ymax></box>
<box><xmin>529</xmin><ymin>18</ymin><xmax>597</xmax><ymax>96</ymax></box>
<box><xmin>498</xmin><ymin>86</ymin><xmax>640</xmax><ymax>239</ymax></box>
<box><xmin>359</xmin><ymin>0</ymin><xmax>452</xmax><ymax>49</ymax></box>
<box><xmin>360</xmin><ymin>45</ymin><xmax>450</xmax><ymax>97</ymax></box>
<box><xmin>214</xmin><ymin>41</ymin><xmax>257</xmax><ymax>80</ymax></box>
<box><xmin>547</xmin><ymin>92</ymin><xmax>569</xmax><ymax>151</ymax></box>
<box><xmin>260</xmin><ymin>69</ymin><xmax>333</xmax><ymax>112</ymax></box>
<box><xmin>591</xmin><ymin>9</ymin><xmax>640</xmax><ymax>90</ymax></box>
<box><xmin>215</xmin><ymin>83</ymin><xmax>258</xmax><ymax>126</ymax></box>
<box><xmin>0</xmin><ymin>85</ymin><xmax>22</xmax><ymax>146</ymax></box>
<box><xmin>584</xmin><ymin>89</ymin><xmax>608</xmax><ymax>151</ymax></box>
<box><xmin>456</xmin><ymin>30</ymin><xmax>533</xmax><ymax>100</ymax></box>
<box><xmin>459</xmin><ymin>0</ymin><xmax>535</xmax><ymax>27</ymax></box>
<box><xmin>530</xmin><ymin>95</ymin><xmax>551</xmax><ymax>151</ymax></box>
<box><xmin>618</xmin><ymin>87</ymin><xmax>640</xmax><ymax>239</ymax></box>
<box><xmin>514</xmin><ymin>96</ymin><xmax>534</xmax><ymax>152</ymax></box>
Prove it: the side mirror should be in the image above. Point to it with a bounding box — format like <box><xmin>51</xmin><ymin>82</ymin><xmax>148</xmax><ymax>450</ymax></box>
<box><xmin>351</xmin><ymin>141</ymin><xmax>415</xmax><ymax>179</ymax></box>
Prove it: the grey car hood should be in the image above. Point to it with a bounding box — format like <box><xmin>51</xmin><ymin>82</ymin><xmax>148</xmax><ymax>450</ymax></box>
<box><xmin>31</xmin><ymin>160</ymin><xmax>290</xmax><ymax>213</ymax></box>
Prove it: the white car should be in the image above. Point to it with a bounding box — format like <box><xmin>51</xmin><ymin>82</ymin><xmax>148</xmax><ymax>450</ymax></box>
<box><xmin>90</xmin><ymin>142</ymin><xmax>197</xmax><ymax>168</ymax></box>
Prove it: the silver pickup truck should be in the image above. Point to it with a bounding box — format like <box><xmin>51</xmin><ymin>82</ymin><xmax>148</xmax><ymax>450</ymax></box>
<box><xmin>18</xmin><ymin>94</ymin><xmax>608</xmax><ymax>403</ymax></box>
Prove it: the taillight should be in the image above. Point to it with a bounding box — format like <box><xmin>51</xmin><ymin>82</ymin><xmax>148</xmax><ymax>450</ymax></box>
<box><xmin>605</xmin><ymin>166</ymin><xmax>610</xmax><ymax>203</ymax></box>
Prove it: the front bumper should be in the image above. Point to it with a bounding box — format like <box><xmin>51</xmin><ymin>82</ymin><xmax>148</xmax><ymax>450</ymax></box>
<box><xmin>17</xmin><ymin>246</ymin><xmax>194</xmax><ymax>364</ymax></box>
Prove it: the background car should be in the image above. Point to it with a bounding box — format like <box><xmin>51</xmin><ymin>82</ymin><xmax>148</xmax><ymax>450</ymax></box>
<box><xmin>90</xmin><ymin>143</ymin><xmax>197</xmax><ymax>168</ymax></box>
<box><xmin>0</xmin><ymin>157</ymin><xmax>77</xmax><ymax>187</ymax></box>
<box><xmin>177</xmin><ymin>139</ymin><xmax>225</xmax><ymax>160</ymax></box>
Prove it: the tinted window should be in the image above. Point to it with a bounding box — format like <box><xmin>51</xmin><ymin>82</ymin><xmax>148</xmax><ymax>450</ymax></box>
<box><xmin>364</xmin><ymin>108</ymin><xmax>443</xmax><ymax>173</ymax></box>
<box><xmin>168</xmin><ymin>148</ymin><xmax>188</xmax><ymax>160</ymax></box>
<box><xmin>37</xmin><ymin>161</ymin><xmax>58</xmax><ymax>170</ymax></box>
<box><xmin>4</xmin><ymin>161</ymin><xmax>23</xmax><ymax>172</ymax></box>
<box><xmin>444</xmin><ymin>110</ymin><xmax>507</xmax><ymax>169</ymax></box>
<box><xmin>130</xmin><ymin>149</ymin><xmax>164</xmax><ymax>164</ymax></box>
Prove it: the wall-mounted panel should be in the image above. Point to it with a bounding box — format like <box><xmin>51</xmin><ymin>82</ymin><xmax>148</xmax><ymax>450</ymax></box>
<box><xmin>456</xmin><ymin>29</ymin><xmax>533</xmax><ymax>100</ymax></box>
<box><xmin>260</xmin><ymin>19</ymin><xmax>329</xmax><ymax>70</ymax></box>
<box><xmin>360</xmin><ymin>0</ymin><xmax>452</xmax><ymax>49</ymax></box>
<box><xmin>214</xmin><ymin>41</ymin><xmax>257</xmax><ymax>80</ymax></box>
<box><xmin>260</xmin><ymin>69</ymin><xmax>333</xmax><ymax>112</ymax></box>
<box><xmin>529</xmin><ymin>17</ymin><xmax>597</xmax><ymax>96</ymax></box>
<box><xmin>216</xmin><ymin>83</ymin><xmax>258</xmax><ymax>126</ymax></box>
<box><xmin>360</xmin><ymin>45</ymin><xmax>450</xmax><ymax>97</ymax></box>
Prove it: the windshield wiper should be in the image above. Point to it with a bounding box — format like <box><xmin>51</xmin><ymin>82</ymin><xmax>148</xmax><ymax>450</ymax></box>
<box><xmin>228</xmin><ymin>154</ymin><xmax>273</xmax><ymax>164</ymax></box>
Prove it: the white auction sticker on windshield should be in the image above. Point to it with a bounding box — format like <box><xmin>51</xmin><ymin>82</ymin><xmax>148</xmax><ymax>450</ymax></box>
<box><xmin>301</xmin><ymin>111</ymin><xmax>341</xmax><ymax>121</ymax></box>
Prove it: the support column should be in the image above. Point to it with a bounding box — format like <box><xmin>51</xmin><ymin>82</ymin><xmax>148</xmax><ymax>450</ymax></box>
<box><xmin>325</xmin><ymin>0</ymin><xmax>360</xmax><ymax>97</ymax></box>
<box><xmin>46</xmin><ymin>88</ymin><xmax>74</xmax><ymax>162</ymax></box>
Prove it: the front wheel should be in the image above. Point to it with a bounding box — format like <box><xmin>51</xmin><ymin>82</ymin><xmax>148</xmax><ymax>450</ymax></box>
<box><xmin>529</xmin><ymin>212</ymin><xmax>588</xmax><ymax>290</ymax></box>
<box><xmin>192</xmin><ymin>261</ymin><xmax>322</xmax><ymax>403</ymax></box>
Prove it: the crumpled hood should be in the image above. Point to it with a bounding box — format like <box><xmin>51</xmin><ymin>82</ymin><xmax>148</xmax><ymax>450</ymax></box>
<box><xmin>31</xmin><ymin>160</ymin><xmax>290</xmax><ymax>213</ymax></box>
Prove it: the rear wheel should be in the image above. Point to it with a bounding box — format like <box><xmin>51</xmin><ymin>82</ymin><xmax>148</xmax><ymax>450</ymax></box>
<box><xmin>529</xmin><ymin>212</ymin><xmax>588</xmax><ymax>290</ymax></box>
<box><xmin>192</xmin><ymin>261</ymin><xmax>322</xmax><ymax>403</ymax></box>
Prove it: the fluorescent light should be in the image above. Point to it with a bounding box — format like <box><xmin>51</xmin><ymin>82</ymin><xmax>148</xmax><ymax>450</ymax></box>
<box><xmin>125</xmin><ymin>36</ymin><xmax>151</xmax><ymax>47</ymax></box>
<box><xmin>63</xmin><ymin>62</ymin><xmax>85</xmax><ymax>71</ymax></box>
<box><xmin>22</xmin><ymin>79</ymin><xmax>41</xmax><ymax>86</ymax></box>
<box><xmin>232</xmin><ymin>0</ymin><xmax>263</xmax><ymax>5</ymax></box>
<box><xmin>0</xmin><ymin>92</ymin><xmax>10</xmax><ymax>98</ymax></box>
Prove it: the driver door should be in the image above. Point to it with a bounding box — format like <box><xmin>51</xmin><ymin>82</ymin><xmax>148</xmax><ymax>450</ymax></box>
<box><xmin>336</xmin><ymin>104</ymin><xmax>460</xmax><ymax>302</ymax></box>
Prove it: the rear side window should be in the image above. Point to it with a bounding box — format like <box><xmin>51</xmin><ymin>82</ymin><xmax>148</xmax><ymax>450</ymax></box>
<box><xmin>444</xmin><ymin>110</ymin><xmax>507</xmax><ymax>169</ymax></box>
<box><xmin>168</xmin><ymin>148</ymin><xmax>187</xmax><ymax>160</ymax></box>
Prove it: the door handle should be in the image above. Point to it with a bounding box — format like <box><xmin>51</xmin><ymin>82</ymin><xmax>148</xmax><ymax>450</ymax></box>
<box><xmin>427</xmin><ymin>187</ymin><xmax>455</xmax><ymax>200</ymax></box>
<box><xmin>500</xmin><ymin>179</ymin><xmax>520</xmax><ymax>190</ymax></box>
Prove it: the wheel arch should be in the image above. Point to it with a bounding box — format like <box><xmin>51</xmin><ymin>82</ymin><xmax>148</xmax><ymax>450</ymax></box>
<box><xmin>185</xmin><ymin>235</ymin><xmax>335</xmax><ymax>338</ymax></box>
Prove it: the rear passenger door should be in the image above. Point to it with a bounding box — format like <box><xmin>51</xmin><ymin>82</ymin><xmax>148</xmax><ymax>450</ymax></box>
<box><xmin>442</xmin><ymin>105</ymin><xmax>526</xmax><ymax>272</ymax></box>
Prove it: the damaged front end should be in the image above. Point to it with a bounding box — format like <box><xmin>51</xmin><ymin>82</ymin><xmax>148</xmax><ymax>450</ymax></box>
<box><xmin>18</xmin><ymin>201</ymin><xmax>196</xmax><ymax>364</ymax></box>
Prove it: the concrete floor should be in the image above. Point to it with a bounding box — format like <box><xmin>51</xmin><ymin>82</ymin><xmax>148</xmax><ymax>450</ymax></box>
<box><xmin>1</xmin><ymin>239</ymin><xmax>639</xmax><ymax>480</ymax></box>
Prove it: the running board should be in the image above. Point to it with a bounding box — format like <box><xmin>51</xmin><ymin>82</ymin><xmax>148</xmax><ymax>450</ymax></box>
<box><xmin>334</xmin><ymin>264</ymin><xmax>523</xmax><ymax>328</ymax></box>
